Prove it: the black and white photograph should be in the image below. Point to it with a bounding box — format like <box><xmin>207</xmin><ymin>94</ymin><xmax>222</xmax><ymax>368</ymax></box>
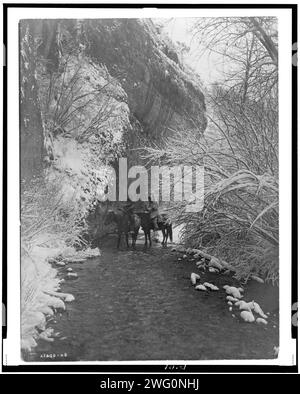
<box><xmin>1</xmin><ymin>2</ymin><xmax>297</xmax><ymax>372</ymax></box>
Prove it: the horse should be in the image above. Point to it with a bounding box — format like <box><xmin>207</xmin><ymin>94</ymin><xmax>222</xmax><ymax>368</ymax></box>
<box><xmin>137</xmin><ymin>212</ymin><xmax>153</xmax><ymax>248</ymax></box>
<box><xmin>159</xmin><ymin>214</ymin><xmax>173</xmax><ymax>247</ymax></box>
<box><xmin>137</xmin><ymin>212</ymin><xmax>173</xmax><ymax>248</ymax></box>
<box><xmin>104</xmin><ymin>210</ymin><xmax>141</xmax><ymax>249</ymax></box>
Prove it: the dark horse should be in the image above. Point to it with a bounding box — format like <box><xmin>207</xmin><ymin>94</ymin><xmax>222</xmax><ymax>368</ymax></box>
<box><xmin>137</xmin><ymin>212</ymin><xmax>173</xmax><ymax>248</ymax></box>
<box><xmin>104</xmin><ymin>210</ymin><xmax>141</xmax><ymax>249</ymax></box>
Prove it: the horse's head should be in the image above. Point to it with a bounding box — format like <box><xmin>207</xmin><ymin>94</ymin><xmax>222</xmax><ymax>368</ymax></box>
<box><xmin>104</xmin><ymin>210</ymin><xmax>116</xmax><ymax>225</ymax></box>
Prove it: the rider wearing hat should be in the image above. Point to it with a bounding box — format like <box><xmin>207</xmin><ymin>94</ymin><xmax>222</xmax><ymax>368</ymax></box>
<box><xmin>146</xmin><ymin>195</ymin><xmax>159</xmax><ymax>231</ymax></box>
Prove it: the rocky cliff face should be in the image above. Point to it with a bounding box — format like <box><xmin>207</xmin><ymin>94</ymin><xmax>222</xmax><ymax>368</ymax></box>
<box><xmin>21</xmin><ymin>17</ymin><xmax>207</xmax><ymax>180</ymax></box>
<box><xmin>30</xmin><ymin>18</ymin><xmax>206</xmax><ymax>145</ymax></box>
<box><xmin>85</xmin><ymin>19</ymin><xmax>207</xmax><ymax>141</ymax></box>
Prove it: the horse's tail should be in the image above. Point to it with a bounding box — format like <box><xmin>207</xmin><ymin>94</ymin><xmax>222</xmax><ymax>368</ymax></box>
<box><xmin>168</xmin><ymin>224</ymin><xmax>173</xmax><ymax>242</ymax></box>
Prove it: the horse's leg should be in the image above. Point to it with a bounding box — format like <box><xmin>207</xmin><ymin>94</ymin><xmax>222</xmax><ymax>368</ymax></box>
<box><xmin>161</xmin><ymin>228</ymin><xmax>165</xmax><ymax>246</ymax></box>
<box><xmin>149</xmin><ymin>231</ymin><xmax>152</xmax><ymax>247</ymax></box>
<box><xmin>125</xmin><ymin>232</ymin><xmax>129</xmax><ymax>248</ymax></box>
<box><xmin>117</xmin><ymin>232</ymin><xmax>121</xmax><ymax>249</ymax></box>
<box><xmin>132</xmin><ymin>231</ymin><xmax>137</xmax><ymax>249</ymax></box>
<box><xmin>144</xmin><ymin>230</ymin><xmax>147</xmax><ymax>248</ymax></box>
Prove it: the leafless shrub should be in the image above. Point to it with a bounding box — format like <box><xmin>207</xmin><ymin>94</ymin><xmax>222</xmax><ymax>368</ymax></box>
<box><xmin>21</xmin><ymin>175</ymin><xmax>88</xmax><ymax>249</ymax></box>
<box><xmin>143</xmin><ymin>85</ymin><xmax>278</xmax><ymax>283</ymax></box>
<box><xmin>37</xmin><ymin>55</ymin><xmax>126</xmax><ymax>146</ymax></box>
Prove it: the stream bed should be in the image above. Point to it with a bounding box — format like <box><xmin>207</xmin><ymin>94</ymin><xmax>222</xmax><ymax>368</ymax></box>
<box><xmin>26</xmin><ymin>237</ymin><xmax>279</xmax><ymax>361</ymax></box>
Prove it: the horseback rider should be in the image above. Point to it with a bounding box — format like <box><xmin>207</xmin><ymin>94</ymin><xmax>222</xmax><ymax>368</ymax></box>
<box><xmin>123</xmin><ymin>198</ymin><xmax>136</xmax><ymax>233</ymax></box>
<box><xmin>146</xmin><ymin>195</ymin><xmax>159</xmax><ymax>231</ymax></box>
<box><xmin>123</xmin><ymin>198</ymin><xmax>134</xmax><ymax>213</ymax></box>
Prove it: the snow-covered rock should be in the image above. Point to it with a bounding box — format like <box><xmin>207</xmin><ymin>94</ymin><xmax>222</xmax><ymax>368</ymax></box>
<box><xmin>40</xmin><ymin>306</ymin><xmax>54</xmax><ymax>316</ymax></box>
<box><xmin>24</xmin><ymin>311</ymin><xmax>46</xmax><ymax>330</ymax></box>
<box><xmin>55</xmin><ymin>261</ymin><xmax>66</xmax><ymax>267</ymax></box>
<box><xmin>240</xmin><ymin>310</ymin><xmax>255</xmax><ymax>323</ymax></box>
<box><xmin>252</xmin><ymin>302</ymin><xmax>268</xmax><ymax>319</ymax></box>
<box><xmin>190</xmin><ymin>273</ymin><xmax>200</xmax><ymax>285</ymax></box>
<box><xmin>39</xmin><ymin>328</ymin><xmax>55</xmax><ymax>342</ymax></box>
<box><xmin>251</xmin><ymin>275</ymin><xmax>264</xmax><ymax>284</ymax></box>
<box><xmin>223</xmin><ymin>285</ymin><xmax>243</xmax><ymax>299</ymax></box>
<box><xmin>203</xmin><ymin>282</ymin><xmax>219</xmax><ymax>291</ymax></box>
<box><xmin>48</xmin><ymin>296</ymin><xmax>66</xmax><ymax>310</ymax></box>
<box><xmin>226</xmin><ymin>295</ymin><xmax>239</xmax><ymax>302</ymax></box>
<box><xmin>44</xmin><ymin>291</ymin><xmax>75</xmax><ymax>303</ymax></box>
<box><xmin>208</xmin><ymin>257</ymin><xmax>223</xmax><ymax>270</ymax></box>
<box><xmin>235</xmin><ymin>300</ymin><xmax>254</xmax><ymax>312</ymax></box>
<box><xmin>64</xmin><ymin>294</ymin><xmax>75</xmax><ymax>302</ymax></box>
<box><xmin>21</xmin><ymin>336</ymin><xmax>37</xmax><ymax>351</ymax></box>
<box><xmin>66</xmin><ymin>272</ymin><xmax>78</xmax><ymax>279</ymax></box>
<box><xmin>256</xmin><ymin>317</ymin><xmax>268</xmax><ymax>325</ymax></box>
<box><xmin>195</xmin><ymin>284</ymin><xmax>207</xmax><ymax>291</ymax></box>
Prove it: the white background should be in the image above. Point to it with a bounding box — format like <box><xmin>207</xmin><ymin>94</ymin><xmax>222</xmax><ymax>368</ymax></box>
<box><xmin>1</xmin><ymin>2</ymin><xmax>297</xmax><ymax>367</ymax></box>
